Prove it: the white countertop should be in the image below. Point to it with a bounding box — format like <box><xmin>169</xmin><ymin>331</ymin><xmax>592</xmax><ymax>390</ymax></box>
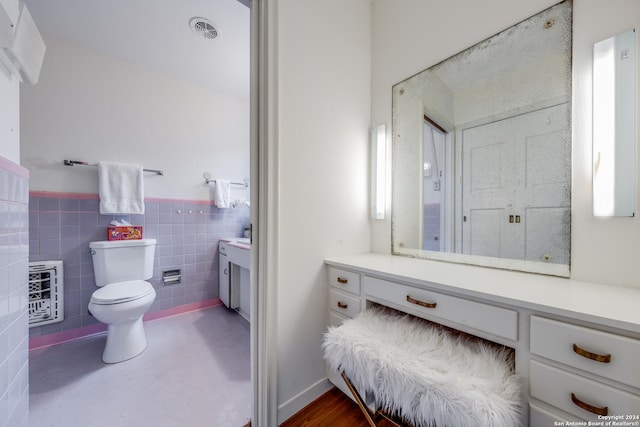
<box><xmin>325</xmin><ymin>253</ymin><xmax>640</xmax><ymax>334</ymax></box>
<box><xmin>220</xmin><ymin>237</ymin><xmax>251</xmax><ymax>250</ymax></box>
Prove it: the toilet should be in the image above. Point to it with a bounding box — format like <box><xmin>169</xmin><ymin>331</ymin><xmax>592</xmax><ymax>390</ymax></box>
<box><xmin>88</xmin><ymin>238</ymin><xmax>157</xmax><ymax>363</ymax></box>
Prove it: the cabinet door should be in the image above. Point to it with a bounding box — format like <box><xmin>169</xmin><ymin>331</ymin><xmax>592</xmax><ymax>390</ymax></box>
<box><xmin>529</xmin><ymin>403</ymin><xmax>584</xmax><ymax>427</ymax></box>
<box><xmin>219</xmin><ymin>252</ymin><xmax>231</xmax><ymax>308</ymax></box>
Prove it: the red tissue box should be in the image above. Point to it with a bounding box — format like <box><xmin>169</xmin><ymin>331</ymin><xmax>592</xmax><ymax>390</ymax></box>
<box><xmin>107</xmin><ymin>226</ymin><xmax>143</xmax><ymax>241</ymax></box>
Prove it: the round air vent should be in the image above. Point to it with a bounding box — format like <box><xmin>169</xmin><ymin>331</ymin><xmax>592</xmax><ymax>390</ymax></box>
<box><xmin>189</xmin><ymin>17</ymin><xmax>219</xmax><ymax>40</ymax></box>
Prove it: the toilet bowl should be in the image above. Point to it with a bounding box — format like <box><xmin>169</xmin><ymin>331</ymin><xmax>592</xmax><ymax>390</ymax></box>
<box><xmin>88</xmin><ymin>280</ymin><xmax>156</xmax><ymax>363</ymax></box>
<box><xmin>89</xmin><ymin>238</ymin><xmax>157</xmax><ymax>363</ymax></box>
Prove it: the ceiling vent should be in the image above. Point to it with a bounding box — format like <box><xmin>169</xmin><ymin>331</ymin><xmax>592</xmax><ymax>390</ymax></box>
<box><xmin>189</xmin><ymin>17</ymin><xmax>218</xmax><ymax>40</ymax></box>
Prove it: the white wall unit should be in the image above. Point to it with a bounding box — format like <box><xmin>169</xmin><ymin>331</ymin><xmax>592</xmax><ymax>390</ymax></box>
<box><xmin>325</xmin><ymin>254</ymin><xmax>640</xmax><ymax>426</ymax></box>
<box><xmin>28</xmin><ymin>260</ymin><xmax>64</xmax><ymax>327</ymax></box>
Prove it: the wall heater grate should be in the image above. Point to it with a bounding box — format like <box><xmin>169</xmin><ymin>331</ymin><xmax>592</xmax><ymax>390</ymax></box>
<box><xmin>28</xmin><ymin>261</ymin><xmax>64</xmax><ymax>327</ymax></box>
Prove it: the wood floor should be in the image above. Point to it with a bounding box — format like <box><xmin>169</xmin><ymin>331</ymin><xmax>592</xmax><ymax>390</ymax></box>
<box><xmin>245</xmin><ymin>387</ymin><xmax>397</xmax><ymax>427</ymax></box>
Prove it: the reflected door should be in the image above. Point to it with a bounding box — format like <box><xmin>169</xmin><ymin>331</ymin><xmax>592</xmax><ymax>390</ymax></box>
<box><xmin>462</xmin><ymin>103</ymin><xmax>570</xmax><ymax>262</ymax></box>
<box><xmin>462</xmin><ymin>118</ymin><xmax>517</xmax><ymax>258</ymax></box>
<box><xmin>516</xmin><ymin>103</ymin><xmax>571</xmax><ymax>264</ymax></box>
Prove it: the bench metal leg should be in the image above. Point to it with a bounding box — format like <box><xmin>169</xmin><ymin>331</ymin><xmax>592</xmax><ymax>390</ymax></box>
<box><xmin>340</xmin><ymin>372</ymin><xmax>378</xmax><ymax>427</ymax></box>
<box><xmin>340</xmin><ymin>372</ymin><xmax>407</xmax><ymax>427</ymax></box>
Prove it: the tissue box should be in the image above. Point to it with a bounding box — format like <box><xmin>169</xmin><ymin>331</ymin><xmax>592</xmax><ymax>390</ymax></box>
<box><xmin>107</xmin><ymin>226</ymin><xmax>142</xmax><ymax>241</ymax></box>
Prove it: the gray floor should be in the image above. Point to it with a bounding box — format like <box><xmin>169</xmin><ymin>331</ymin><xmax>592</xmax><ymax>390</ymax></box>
<box><xmin>29</xmin><ymin>306</ymin><xmax>251</xmax><ymax>427</ymax></box>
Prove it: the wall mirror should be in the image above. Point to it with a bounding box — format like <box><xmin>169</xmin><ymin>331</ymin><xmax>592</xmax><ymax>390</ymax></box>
<box><xmin>593</xmin><ymin>28</ymin><xmax>637</xmax><ymax>217</ymax></box>
<box><xmin>392</xmin><ymin>1</ymin><xmax>572</xmax><ymax>276</ymax></box>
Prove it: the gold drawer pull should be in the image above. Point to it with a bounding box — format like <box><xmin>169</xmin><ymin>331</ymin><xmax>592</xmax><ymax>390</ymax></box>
<box><xmin>336</xmin><ymin>277</ymin><xmax>348</xmax><ymax>284</ymax></box>
<box><xmin>572</xmin><ymin>343</ymin><xmax>611</xmax><ymax>363</ymax></box>
<box><xmin>406</xmin><ymin>295</ymin><xmax>437</xmax><ymax>309</ymax></box>
<box><xmin>571</xmin><ymin>393</ymin><xmax>608</xmax><ymax>416</ymax></box>
<box><xmin>337</xmin><ymin>301</ymin><xmax>348</xmax><ymax>309</ymax></box>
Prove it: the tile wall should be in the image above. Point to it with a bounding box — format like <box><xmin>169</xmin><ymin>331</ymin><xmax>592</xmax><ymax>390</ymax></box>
<box><xmin>423</xmin><ymin>203</ymin><xmax>441</xmax><ymax>252</ymax></box>
<box><xmin>28</xmin><ymin>192</ymin><xmax>250</xmax><ymax>339</ymax></box>
<box><xmin>0</xmin><ymin>160</ymin><xmax>30</xmax><ymax>427</ymax></box>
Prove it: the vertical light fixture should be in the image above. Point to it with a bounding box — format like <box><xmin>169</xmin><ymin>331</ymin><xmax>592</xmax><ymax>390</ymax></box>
<box><xmin>593</xmin><ymin>29</ymin><xmax>637</xmax><ymax>217</ymax></box>
<box><xmin>371</xmin><ymin>124</ymin><xmax>387</xmax><ymax>219</ymax></box>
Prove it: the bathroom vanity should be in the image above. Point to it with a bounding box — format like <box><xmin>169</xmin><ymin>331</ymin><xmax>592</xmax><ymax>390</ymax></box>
<box><xmin>325</xmin><ymin>254</ymin><xmax>640</xmax><ymax>426</ymax></box>
<box><xmin>219</xmin><ymin>238</ymin><xmax>251</xmax><ymax>322</ymax></box>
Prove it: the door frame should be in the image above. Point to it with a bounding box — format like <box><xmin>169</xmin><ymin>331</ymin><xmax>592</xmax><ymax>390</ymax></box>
<box><xmin>251</xmin><ymin>0</ymin><xmax>278</xmax><ymax>425</ymax></box>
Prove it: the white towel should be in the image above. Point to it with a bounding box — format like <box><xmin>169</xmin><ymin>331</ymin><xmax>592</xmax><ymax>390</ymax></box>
<box><xmin>98</xmin><ymin>161</ymin><xmax>145</xmax><ymax>214</ymax></box>
<box><xmin>214</xmin><ymin>179</ymin><xmax>230</xmax><ymax>209</ymax></box>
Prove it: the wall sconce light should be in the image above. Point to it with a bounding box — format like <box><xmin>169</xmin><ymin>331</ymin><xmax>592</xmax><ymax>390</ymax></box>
<box><xmin>371</xmin><ymin>124</ymin><xmax>387</xmax><ymax>220</ymax></box>
<box><xmin>592</xmin><ymin>28</ymin><xmax>637</xmax><ymax>217</ymax></box>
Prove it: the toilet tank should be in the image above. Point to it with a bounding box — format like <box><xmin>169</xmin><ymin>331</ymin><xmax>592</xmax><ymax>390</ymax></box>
<box><xmin>89</xmin><ymin>238</ymin><xmax>156</xmax><ymax>287</ymax></box>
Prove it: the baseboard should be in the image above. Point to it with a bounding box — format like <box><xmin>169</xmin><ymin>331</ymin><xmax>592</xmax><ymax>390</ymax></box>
<box><xmin>277</xmin><ymin>377</ymin><xmax>333</xmax><ymax>425</ymax></box>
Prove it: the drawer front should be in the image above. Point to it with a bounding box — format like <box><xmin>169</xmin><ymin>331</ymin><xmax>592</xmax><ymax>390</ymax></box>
<box><xmin>529</xmin><ymin>403</ymin><xmax>584</xmax><ymax>427</ymax></box>
<box><xmin>329</xmin><ymin>290</ymin><xmax>360</xmax><ymax>319</ymax></box>
<box><xmin>530</xmin><ymin>360</ymin><xmax>640</xmax><ymax>421</ymax></box>
<box><xmin>530</xmin><ymin>316</ymin><xmax>640</xmax><ymax>388</ymax></box>
<box><xmin>329</xmin><ymin>311</ymin><xmax>350</xmax><ymax>327</ymax></box>
<box><xmin>328</xmin><ymin>267</ymin><xmax>361</xmax><ymax>295</ymax></box>
<box><xmin>363</xmin><ymin>276</ymin><xmax>518</xmax><ymax>341</ymax></box>
<box><xmin>327</xmin><ymin>312</ymin><xmax>356</xmax><ymax>402</ymax></box>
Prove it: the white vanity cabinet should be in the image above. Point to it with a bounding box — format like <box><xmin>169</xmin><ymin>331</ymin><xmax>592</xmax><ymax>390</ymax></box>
<box><xmin>324</xmin><ymin>254</ymin><xmax>640</xmax><ymax>427</ymax></box>
<box><xmin>219</xmin><ymin>239</ymin><xmax>251</xmax><ymax>322</ymax></box>
<box><xmin>529</xmin><ymin>316</ymin><xmax>640</xmax><ymax>422</ymax></box>
<box><xmin>326</xmin><ymin>266</ymin><xmax>363</xmax><ymax>401</ymax></box>
<box><xmin>328</xmin><ymin>267</ymin><xmax>361</xmax><ymax>325</ymax></box>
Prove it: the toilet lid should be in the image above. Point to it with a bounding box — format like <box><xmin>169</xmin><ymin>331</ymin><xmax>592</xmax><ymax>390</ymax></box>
<box><xmin>91</xmin><ymin>280</ymin><xmax>155</xmax><ymax>305</ymax></box>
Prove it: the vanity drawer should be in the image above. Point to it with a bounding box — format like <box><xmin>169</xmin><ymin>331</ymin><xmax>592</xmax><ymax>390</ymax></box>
<box><xmin>329</xmin><ymin>311</ymin><xmax>350</xmax><ymax>327</ymax></box>
<box><xmin>530</xmin><ymin>316</ymin><xmax>640</xmax><ymax>388</ymax></box>
<box><xmin>329</xmin><ymin>290</ymin><xmax>360</xmax><ymax>319</ymax></box>
<box><xmin>363</xmin><ymin>276</ymin><xmax>517</xmax><ymax>341</ymax></box>
<box><xmin>328</xmin><ymin>267</ymin><xmax>361</xmax><ymax>295</ymax></box>
<box><xmin>530</xmin><ymin>360</ymin><xmax>640</xmax><ymax>421</ymax></box>
<box><xmin>529</xmin><ymin>403</ymin><xmax>583</xmax><ymax>427</ymax></box>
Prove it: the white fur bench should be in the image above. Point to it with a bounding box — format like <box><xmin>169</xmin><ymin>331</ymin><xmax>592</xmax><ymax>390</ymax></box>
<box><xmin>323</xmin><ymin>308</ymin><xmax>521</xmax><ymax>427</ymax></box>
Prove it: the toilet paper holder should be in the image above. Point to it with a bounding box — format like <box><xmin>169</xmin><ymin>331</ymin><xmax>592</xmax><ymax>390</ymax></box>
<box><xmin>162</xmin><ymin>269</ymin><xmax>182</xmax><ymax>285</ymax></box>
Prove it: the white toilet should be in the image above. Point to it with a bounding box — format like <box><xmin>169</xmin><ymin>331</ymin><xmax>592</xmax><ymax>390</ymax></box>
<box><xmin>88</xmin><ymin>238</ymin><xmax>157</xmax><ymax>363</ymax></box>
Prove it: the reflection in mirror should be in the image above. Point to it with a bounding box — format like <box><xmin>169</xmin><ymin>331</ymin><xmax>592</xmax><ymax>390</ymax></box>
<box><xmin>392</xmin><ymin>1</ymin><xmax>572</xmax><ymax>276</ymax></box>
<box><xmin>593</xmin><ymin>28</ymin><xmax>637</xmax><ymax>217</ymax></box>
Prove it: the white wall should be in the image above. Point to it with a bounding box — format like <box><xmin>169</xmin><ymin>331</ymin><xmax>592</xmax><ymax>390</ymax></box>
<box><xmin>21</xmin><ymin>35</ymin><xmax>250</xmax><ymax>200</ymax></box>
<box><xmin>371</xmin><ymin>0</ymin><xmax>640</xmax><ymax>289</ymax></box>
<box><xmin>274</xmin><ymin>0</ymin><xmax>371</xmax><ymax>421</ymax></box>
<box><xmin>0</xmin><ymin>65</ymin><xmax>20</xmax><ymax>163</ymax></box>
<box><xmin>570</xmin><ymin>0</ymin><xmax>640</xmax><ymax>287</ymax></box>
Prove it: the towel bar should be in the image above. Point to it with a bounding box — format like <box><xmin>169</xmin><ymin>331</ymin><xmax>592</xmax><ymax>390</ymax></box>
<box><xmin>64</xmin><ymin>160</ymin><xmax>164</xmax><ymax>176</ymax></box>
<box><xmin>203</xmin><ymin>176</ymin><xmax>248</xmax><ymax>187</ymax></box>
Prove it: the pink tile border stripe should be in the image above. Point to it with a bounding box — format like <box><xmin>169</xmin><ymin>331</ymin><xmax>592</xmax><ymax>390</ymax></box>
<box><xmin>0</xmin><ymin>155</ymin><xmax>29</xmax><ymax>179</ymax></box>
<box><xmin>29</xmin><ymin>190</ymin><xmax>214</xmax><ymax>205</ymax></box>
<box><xmin>143</xmin><ymin>298</ymin><xmax>222</xmax><ymax>322</ymax></box>
<box><xmin>29</xmin><ymin>298</ymin><xmax>223</xmax><ymax>351</ymax></box>
<box><xmin>30</xmin><ymin>190</ymin><xmax>98</xmax><ymax>199</ymax></box>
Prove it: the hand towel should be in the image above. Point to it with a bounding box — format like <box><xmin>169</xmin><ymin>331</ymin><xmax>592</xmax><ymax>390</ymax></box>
<box><xmin>98</xmin><ymin>161</ymin><xmax>145</xmax><ymax>214</ymax></box>
<box><xmin>214</xmin><ymin>179</ymin><xmax>230</xmax><ymax>209</ymax></box>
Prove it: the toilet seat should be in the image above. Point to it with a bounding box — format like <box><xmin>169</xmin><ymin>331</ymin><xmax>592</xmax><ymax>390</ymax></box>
<box><xmin>90</xmin><ymin>280</ymin><xmax>154</xmax><ymax>305</ymax></box>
